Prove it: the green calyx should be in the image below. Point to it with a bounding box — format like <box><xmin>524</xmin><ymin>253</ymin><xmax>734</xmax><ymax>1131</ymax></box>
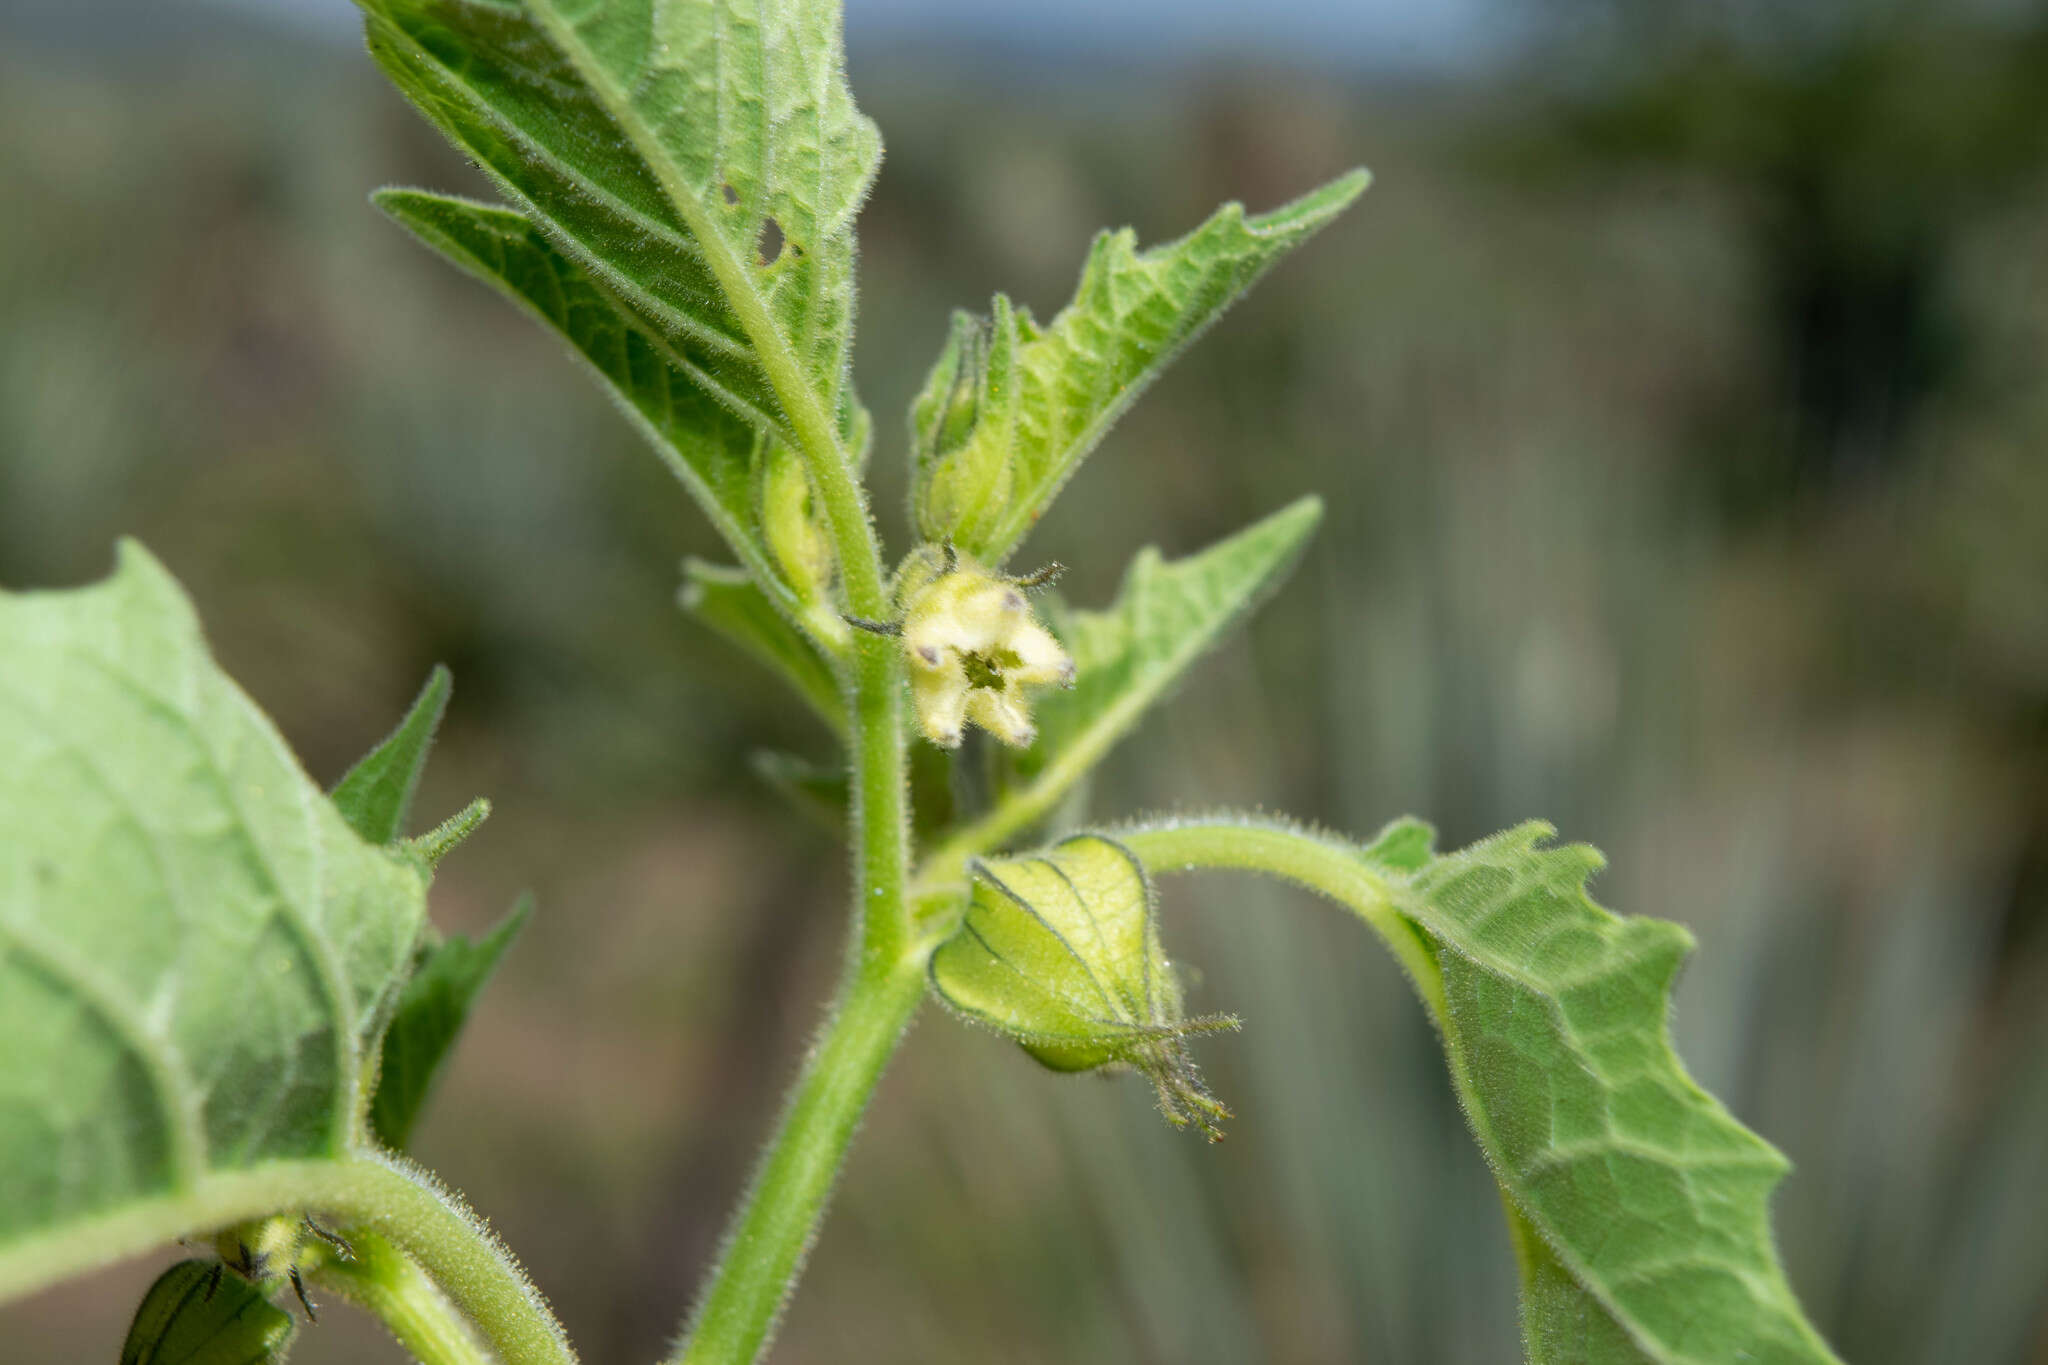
<box><xmin>928</xmin><ymin>834</ymin><xmax>1237</xmax><ymax>1139</ymax></box>
<box><xmin>120</xmin><ymin>1258</ymin><xmax>298</xmax><ymax>1365</ymax></box>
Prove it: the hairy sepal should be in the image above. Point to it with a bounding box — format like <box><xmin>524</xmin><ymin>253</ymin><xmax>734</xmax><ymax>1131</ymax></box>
<box><xmin>928</xmin><ymin>835</ymin><xmax>1235</xmax><ymax>1138</ymax></box>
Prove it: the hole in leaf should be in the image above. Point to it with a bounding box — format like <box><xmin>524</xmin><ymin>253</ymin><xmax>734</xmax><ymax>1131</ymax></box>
<box><xmin>756</xmin><ymin>217</ymin><xmax>785</xmax><ymax>266</ymax></box>
<box><xmin>721</xmin><ymin>181</ymin><xmax>739</xmax><ymax>206</ymax></box>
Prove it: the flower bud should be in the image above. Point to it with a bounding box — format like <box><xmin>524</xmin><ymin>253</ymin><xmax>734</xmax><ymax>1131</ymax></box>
<box><xmin>895</xmin><ymin>545</ymin><xmax>1074</xmax><ymax>749</ymax></box>
<box><xmin>929</xmin><ymin>833</ymin><xmax>1236</xmax><ymax>1138</ymax></box>
<box><xmin>758</xmin><ymin>438</ymin><xmax>836</xmax><ymax>606</ymax></box>
<box><xmin>909</xmin><ymin>300</ymin><xmax>1021</xmax><ymax>548</ymax></box>
<box><xmin>121</xmin><ymin>1258</ymin><xmax>297</xmax><ymax>1365</ymax></box>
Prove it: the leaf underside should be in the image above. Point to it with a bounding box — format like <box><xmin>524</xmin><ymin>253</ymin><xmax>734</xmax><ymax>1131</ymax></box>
<box><xmin>360</xmin><ymin>0</ymin><xmax>877</xmax><ymax>608</ymax></box>
<box><xmin>1364</xmin><ymin>821</ymin><xmax>1841</xmax><ymax>1364</ymax></box>
<box><xmin>0</xmin><ymin>544</ymin><xmax>427</xmax><ymax>1253</ymax></box>
<box><xmin>376</xmin><ymin>189</ymin><xmax>782</xmax><ymax>602</ymax></box>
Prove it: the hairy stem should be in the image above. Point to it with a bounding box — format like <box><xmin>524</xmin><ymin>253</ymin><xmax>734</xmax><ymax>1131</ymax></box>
<box><xmin>1115</xmin><ymin>820</ymin><xmax>1446</xmax><ymax>1025</ymax></box>
<box><xmin>308</xmin><ymin>1154</ymin><xmax>575</xmax><ymax>1365</ymax></box>
<box><xmin>672</xmin><ymin>572</ymin><xmax>918</xmax><ymax>1365</ymax></box>
<box><xmin>313</xmin><ymin>1227</ymin><xmax>492</xmax><ymax>1365</ymax></box>
<box><xmin>525</xmin><ymin>19</ymin><xmax>919</xmax><ymax>1360</ymax></box>
<box><xmin>671</xmin><ymin>955</ymin><xmax>925</xmax><ymax>1365</ymax></box>
<box><xmin>0</xmin><ymin>1154</ymin><xmax>573</xmax><ymax>1365</ymax></box>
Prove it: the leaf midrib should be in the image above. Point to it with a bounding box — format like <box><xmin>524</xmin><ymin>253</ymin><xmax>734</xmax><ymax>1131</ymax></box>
<box><xmin>1404</xmin><ymin>886</ymin><xmax>1824</xmax><ymax>1363</ymax></box>
<box><xmin>525</xmin><ymin>0</ymin><xmax>895</xmax><ymax>616</ymax></box>
<box><xmin>525</xmin><ymin>0</ymin><xmax>847</xmax><ymax>485</ymax></box>
<box><xmin>985</xmin><ymin>212</ymin><xmax>1314</xmax><ymax>559</ymax></box>
<box><xmin>364</xmin><ymin>13</ymin><xmax>780</xmax><ymax>397</ymax></box>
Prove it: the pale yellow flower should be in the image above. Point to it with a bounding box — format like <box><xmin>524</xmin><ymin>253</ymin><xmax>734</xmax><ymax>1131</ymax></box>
<box><xmin>896</xmin><ymin>549</ymin><xmax>1074</xmax><ymax>748</ymax></box>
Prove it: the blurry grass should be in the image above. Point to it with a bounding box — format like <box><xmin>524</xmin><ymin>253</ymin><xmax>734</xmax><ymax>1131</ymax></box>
<box><xmin>2</xmin><ymin>11</ymin><xmax>2047</xmax><ymax>1364</ymax></box>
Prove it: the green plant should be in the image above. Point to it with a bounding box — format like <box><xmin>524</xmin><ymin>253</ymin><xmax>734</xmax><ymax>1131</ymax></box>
<box><xmin>0</xmin><ymin>1</ymin><xmax>1844</xmax><ymax>1361</ymax></box>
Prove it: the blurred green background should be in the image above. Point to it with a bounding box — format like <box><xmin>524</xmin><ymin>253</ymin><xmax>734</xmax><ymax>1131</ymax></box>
<box><xmin>5</xmin><ymin>1</ymin><xmax>2048</xmax><ymax>1361</ymax></box>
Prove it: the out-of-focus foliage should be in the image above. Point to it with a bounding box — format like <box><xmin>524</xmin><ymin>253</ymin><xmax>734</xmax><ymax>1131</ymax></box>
<box><xmin>1505</xmin><ymin>12</ymin><xmax>2048</xmax><ymax>514</ymax></box>
<box><xmin>2</xmin><ymin>3</ymin><xmax>2045</xmax><ymax>1362</ymax></box>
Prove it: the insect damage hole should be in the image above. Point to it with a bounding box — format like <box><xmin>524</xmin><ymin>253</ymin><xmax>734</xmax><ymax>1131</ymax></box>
<box><xmin>721</xmin><ymin>181</ymin><xmax>739</xmax><ymax>205</ymax></box>
<box><xmin>756</xmin><ymin>217</ymin><xmax>785</xmax><ymax>266</ymax></box>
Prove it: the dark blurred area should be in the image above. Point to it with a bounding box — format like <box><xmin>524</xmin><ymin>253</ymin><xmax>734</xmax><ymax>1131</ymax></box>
<box><xmin>5</xmin><ymin>0</ymin><xmax>2048</xmax><ymax>1360</ymax></box>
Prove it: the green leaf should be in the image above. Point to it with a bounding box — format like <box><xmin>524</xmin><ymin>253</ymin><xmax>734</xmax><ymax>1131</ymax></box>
<box><xmin>0</xmin><ymin>543</ymin><xmax>427</xmax><ymax>1255</ymax></box>
<box><xmin>520</xmin><ymin>0</ymin><xmax>876</xmax><ymax>421</ymax></box>
<box><xmin>375</xmin><ymin>189</ymin><xmax>804</xmax><ymax>612</ymax></box>
<box><xmin>682</xmin><ymin>559</ymin><xmax>843</xmax><ymax>735</ymax></box>
<box><xmin>1123</xmin><ymin>816</ymin><xmax>1842</xmax><ymax>1364</ymax></box>
<box><xmin>1383</xmin><ymin>824</ymin><xmax>1840</xmax><ymax>1364</ymax></box>
<box><xmin>331</xmin><ymin>665</ymin><xmax>451</xmax><ymax>846</ymax></box>
<box><xmin>370</xmin><ymin>897</ymin><xmax>532</xmax><ymax>1153</ymax></box>
<box><xmin>358</xmin><ymin>0</ymin><xmax>878</xmax><ymax>542</ymax></box>
<box><xmin>962</xmin><ymin>497</ymin><xmax>1322</xmax><ymax>853</ymax></box>
<box><xmin>910</xmin><ymin>173</ymin><xmax>1367</xmax><ymax>562</ymax></box>
<box><xmin>928</xmin><ymin>834</ymin><xmax>1234</xmax><ymax>1136</ymax></box>
<box><xmin>120</xmin><ymin>1258</ymin><xmax>297</xmax><ymax>1365</ymax></box>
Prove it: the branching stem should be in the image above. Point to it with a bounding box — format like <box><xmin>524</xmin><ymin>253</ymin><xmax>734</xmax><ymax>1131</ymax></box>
<box><xmin>1115</xmin><ymin>821</ymin><xmax>1447</xmax><ymax>1026</ymax></box>
<box><xmin>313</xmin><ymin>1227</ymin><xmax>493</xmax><ymax>1365</ymax></box>
<box><xmin>0</xmin><ymin>1154</ymin><xmax>573</xmax><ymax>1365</ymax></box>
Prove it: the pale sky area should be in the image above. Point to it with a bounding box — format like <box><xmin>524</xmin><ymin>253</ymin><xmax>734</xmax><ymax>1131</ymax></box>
<box><xmin>192</xmin><ymin>0</ymin><xmax>1514</xmax><ymax>72</ymax></box>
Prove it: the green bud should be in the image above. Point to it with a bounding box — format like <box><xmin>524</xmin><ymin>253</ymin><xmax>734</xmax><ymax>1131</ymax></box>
<box><xmin>120</xmin><ymin>1259</ymin><xmax>297</xmax><ymax>1365</ymax></box>
<box><xmin>758</xmin><ymin>438</ymin><xmax>836</xmax><ymax>605</ymax></box>
<box><xmin>909</xmin><ymin>299</ymin><xmax>1022</xmax><ymax>549</ymax></box>
<box><xmin>929</xmin><ymin>834</ymin><xmax>1237</xmax><ymax>1138</ymax></box>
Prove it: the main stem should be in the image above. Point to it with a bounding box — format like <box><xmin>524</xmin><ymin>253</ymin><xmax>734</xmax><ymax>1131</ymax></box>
<box><xmin>533</xmin><ymin>32</ymin><xmax>918</xmax><ymax>1345</ymax></box>
<box><xmin>660</xmin><ymin>176</ymin><xmax>918</xmax><ymax>1352</ymax></box>
<box><xmin>673</xmin><ymin>634</ymin><xmax>921</xmax><ymax>1365</ymax></box>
